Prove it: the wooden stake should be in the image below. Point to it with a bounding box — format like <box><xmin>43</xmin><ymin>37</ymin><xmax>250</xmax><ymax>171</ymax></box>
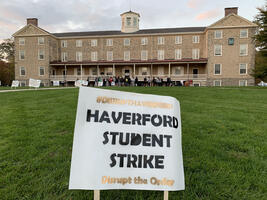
<box><xmin>94</xmin><ymin>190</ymin><xmax>100</xmax><ymax>200</ymax></box>
<box><xmin>164</xmin><ymin>191</ymin><xmax>169</xmax><ymax>200</ymax></box>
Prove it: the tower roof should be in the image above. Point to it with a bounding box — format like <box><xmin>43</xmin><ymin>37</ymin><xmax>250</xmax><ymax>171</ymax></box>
<box><xmin>120</xmin><ymin>10</ymin><xmax>140</xmax><ymax>17</ymax></box>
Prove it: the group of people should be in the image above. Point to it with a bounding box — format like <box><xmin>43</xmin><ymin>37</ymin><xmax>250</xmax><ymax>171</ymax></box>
<box><xmin>89</xmin><ymin>76</ymin><xmax>182</xmax><ymax>87</ymax></box>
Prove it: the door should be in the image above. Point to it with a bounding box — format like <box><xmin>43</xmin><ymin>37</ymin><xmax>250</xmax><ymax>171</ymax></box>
<box><xmin>193</xmin><ymin>68</ymin><xmax>198</xmax><ymax>78</ymax></box>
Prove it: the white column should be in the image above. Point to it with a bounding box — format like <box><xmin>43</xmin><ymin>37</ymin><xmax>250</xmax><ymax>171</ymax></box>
<box><xmin>150</xmin><ymin>64</ymin><xmax>153</xmax><ymax>78</ymax></box>
<box><xmin>97</xmin><ymin>65</ymin><xmax>99</xmax><ymax>76</ymax></box>
<box><xmin>187</xmin><ymin>63</ymin><xmax>190</xmax><ymax>80</ymax></box>
<box><xmin>133</xmin><ymin>64</ymin><xmax>136</xmax><ymax>78</ymax></box>
<box><xmin>168</xmin><ymin>63</ymin><xmax>171</xmax><ymax>77</ymax></box>
<box><xmin>113</xmin><ymin>64</ymin><xmax>115</xmax><ymax>76</ymax></box>
<box><xmin>80</xmin><ymin>64</ymin><xmax>83</xmax><ymax>80</ymax></box>
<box><xmin>64</xmin><ymin>65</ymin><xmax>67</xmax><ymax>86</ymax></box>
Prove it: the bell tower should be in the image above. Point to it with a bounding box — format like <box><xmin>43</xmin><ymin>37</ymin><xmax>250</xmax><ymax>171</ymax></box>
<box><xmin>120</xmin><ymin>11</ymin><xmax>140</xmax><ymax>33</ymax></box>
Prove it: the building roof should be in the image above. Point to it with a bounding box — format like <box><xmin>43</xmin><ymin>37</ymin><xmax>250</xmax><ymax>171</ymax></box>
<box><xmin>120</xmin><ymin>10</ymin><xmax>140</xmax><ymax>17</ymax></box>
<box><xmin>52</xmin><ymin>27</ymin><xmax>206</xmax><ymax>38</ymax></box>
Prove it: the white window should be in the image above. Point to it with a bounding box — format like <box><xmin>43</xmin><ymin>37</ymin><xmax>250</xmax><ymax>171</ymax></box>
<box><xmin>173</xmin><ymin>67</ymin><xmax>184</xmax><ymax>75</ymax></box>
<box><xmin>240</xmin><ymin>64</ymin><xmax>247</xmax><ymax>75</ymax></box>
<box><xmin>192</xmin><ymin>35</ymin><xmax>200</xmax><ymax>43</ymax></box>
<box><xmin>61</xmin><ymin>40</ymin><xmax>67</xmax><ymax>48</ymax></box>
<box><xmin>124</xmin><ymin>38</ymin><xmax>130</xmax><ymax>46</ymax></box>
<box><xmin>91</xmin><ymin>39</ymin><xmax>97</xmax><ymax>47</ymax></box>
<box><xmin>239</xmin><ymin>80</ymin><xmax>247</xmax><ymax>86</ymax></box>
<box><xmin>214</xmin><ymin>64</ymin><xmax>221</xmax><ymax>75</ymax></box>
<box><xmin>141</xmin><ymin>50</ymin><xmax>148</xmax><ymax>60</ymax></box>
<box><xmin>240</xmin><ymin>29</ymin><xmax>248</xmax><ymax>38</ymax></box>
<box><xmin>76</xmin><ymin>52</ymin><xmax>82</xmax><ymax>62</ymax></box>
<box><xmin>175</xmin><ymin>49</ymin><xmax>182</xmax><ymax>60</ymax></box>
<box><xmin>20</xmin><ymin>66</ymin><xmax>26</xmax><ymax>76</ymax></box>
<box><xmin>214</xmin><ymin>45</ymin><xmax>222</xmax><ymax>56</ymax></box>
<box><xmin>38</xmin><ymin>37</ymin><xmax>44</xmax><ymax>45</ymax></box>
<box><xmin>126</xmin><ymin>17</ymin><xmax>131</xmax><ymax>26</ymax></box>
<box><xmin>192</xmin><ymin>49</ymin><xmax>200</xmax><ymax>59</ymax></box>
<box><xmin>38</xmin><ymin>49</ymin><xmax>45</xmax><ymax>60</ymax></box>
<box><xmin>141</xmin><ymin>37</ymin><xmax>148</xmax><ymax>45</ymax></box>
<box><xmin>76</xmin><ymin>40</ymin><xmax>82</xmax><ymax>47</ymax></box>
<box><xmin>19</xmin><ymin>50</ymin><xmax>25</xmax><ymax>60</ymax></box>
<box><xmin>106</xmin><ymin>39</ymin><xmax>113</xmax><ymax>46</ymax></box>
<box><xmin>215</xmin><ymin>30</ymin><xmax>223</xmax><ymax>39</ymax></box>
<box><xmin>133</xmin><ymin>17</ymin><xmax>137</xmax><ymax>26</ymax></box>
<box><xmin>157</xmin><ymin>50</ymin><xmax>164</xmax><ymax>60</ymax></box>
<box><xmin>61</xmin><ymin>52</ymin><xmax>68</xmax><ymax>62</ymax></box>
<box><xmin>214</xmin><ymin>80</ymin><xmax>222</xmax><ymax>86</ymax></box>
<box><xmin>124</xmin><ymin>51</ymin><xmax>130</xmax><ymax>61</ymax></box>
<box><xmin>39</xmin><ymin>66</ymin><xmax>45</xmax><ymax>76</ymax></box>
<box><xmin>240</xmin><ymin>44</ymin><xmax>248</xmax><ymax>56</ymax></box>
<box><xmin>158</xmin><ymin>37</ymin><xmax>165</xmax><ymax>45</ymax></box>
<box><xmin>107</xmin><ymin>51</ymin><xmax>113</xmax><ymax>61</ymax></box>
<box><xmin>19</xmin><ymin>38</ymin><xmax>25</xmax><ymax>45</ymax></box>
<box><xmin>175</xmin><ymin>36</ymin><xmax>182</xmax><ymax>44</ymax></box>
<box><xmin>91</xmin><ymin>52</ymin><xmax>98</xmax><ymax>61</ymax></box>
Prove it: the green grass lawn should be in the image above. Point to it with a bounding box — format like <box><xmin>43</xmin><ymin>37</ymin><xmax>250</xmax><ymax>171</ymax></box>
<box><xmin>0</xmin><ymin>87</ymin><xmax>266</xmax><ymax>200</ymax></box>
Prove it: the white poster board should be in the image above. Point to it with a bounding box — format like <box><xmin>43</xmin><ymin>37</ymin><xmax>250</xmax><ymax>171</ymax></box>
<box><xmin>29</xmin><ymin>78</ymin><xmax>41</xmax><ymax>88</ymax></box>
<box><xmin>53</xmin><ymin>81</ymin><xmax>60</xmax><ymax>86</ymax></box>
<box><xmin>75</xmin><ymin>80</ymin><xmax>83</xmax><ymax>87</ymax></box>
<box><xmin>11</xmin><ymin>80</ymin><xmax>20</xmax><ymax>88</ymax></box>
<box><xmin>69</xmin><ymin>87</ymin><xmax>185</xmax><ymax>191</ymax></box>
<box><xmin>82</xmin><ymin>81</ymin><xmax>88</xmax><ymax>86</ymax></box>
<box><xmin>98</xmin><ymin>81</ymin><xmax>103</xmax><ymax>87</ymax></box>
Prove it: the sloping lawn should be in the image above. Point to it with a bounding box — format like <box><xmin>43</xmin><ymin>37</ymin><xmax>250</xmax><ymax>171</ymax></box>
<box><xmin>0</xmin><ymin>87</ymin><xmax>266</xmax><ymax>200</ymax></box>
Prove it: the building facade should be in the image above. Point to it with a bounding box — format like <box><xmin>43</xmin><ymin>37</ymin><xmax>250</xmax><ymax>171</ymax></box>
<box><xmin>13</xmin><ymin>7</ymin><xmax>257</xmax><ymax>86</ymax></box>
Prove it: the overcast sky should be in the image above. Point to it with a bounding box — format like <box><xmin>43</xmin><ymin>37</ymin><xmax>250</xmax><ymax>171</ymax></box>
<box><xmin>0</xmin><ymin>0</ymin><xmax>265</xmax><ymax>42</ymax></box>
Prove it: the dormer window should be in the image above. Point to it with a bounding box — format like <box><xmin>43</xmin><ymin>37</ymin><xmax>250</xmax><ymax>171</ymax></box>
<box><xmin>133</xmin><ymin>17</ymin><xmax>137</xmax><ymax>26</ymax></box>
<box><xmin>126</xmin><ymin>17</ymin><xmax>131</xmax><ymax>26</ymax></box>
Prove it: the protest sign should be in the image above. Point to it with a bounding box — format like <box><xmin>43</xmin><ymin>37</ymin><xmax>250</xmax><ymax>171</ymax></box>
<box><xmin>75</xmin><ymin>80</ymin><xmax>83</xmax><ymax>87</ymax></box>
<box><xmin>53</xmin><ymin>81</ymin><xmax>60</xmax><ymax>86</ymax></box>
<box><xmin>29</xmin><ymin>78</ymin><xmax>41</xmax><ymax>88</ymax></box>
<box><xmin>11</xmin><ymin>80</ymin><xmax>20</xmax><ymax>88</ymax></box>
<box><xmin>69</xmin><ymin>87</ymin><xmax>184</xmax><ymax>192</ymax></box>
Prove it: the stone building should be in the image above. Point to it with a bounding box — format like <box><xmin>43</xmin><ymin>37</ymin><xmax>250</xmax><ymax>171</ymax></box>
<box><xmin>12</xmin><ymin>7</ymin><xmax>257</xmax><ymax>86</ymax></box>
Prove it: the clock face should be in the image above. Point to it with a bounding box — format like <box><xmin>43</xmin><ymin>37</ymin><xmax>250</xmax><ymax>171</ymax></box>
<box><xmin>228</xmin><ymin>38</ymin><xmax>234</xmax><ymax>45</ymax></box>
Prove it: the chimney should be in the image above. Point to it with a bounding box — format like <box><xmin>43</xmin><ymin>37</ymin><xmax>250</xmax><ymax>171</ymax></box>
<box><xmin>27</xmin><ymin>18</ymin><xmax>38</xmax><ymax>26</ymax></box>
<box><xmin>225</xmin><ymin>7</ymin><xmax>238</xmax><ymax>17</ymax></box>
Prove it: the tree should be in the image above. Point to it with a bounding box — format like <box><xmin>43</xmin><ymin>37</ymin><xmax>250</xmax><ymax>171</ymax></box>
<box><xmin>0</xmin><ymin>39</ymin><xmax>15</xmax><ymax>85</ymax></box>
<box><xmin>252</xmin><ymin>3</ymin><xmax>267</xmax><ymax>82</ymax></box>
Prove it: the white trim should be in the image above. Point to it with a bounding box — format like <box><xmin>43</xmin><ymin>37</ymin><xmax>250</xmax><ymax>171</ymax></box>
<box><xmin>141</xmin><ymin>37</ymin><xmax>148</xmax><ymax>45</ymax></box>
<box><xmin>124</xmin><ymin>51</ymin><xmax>130</xmax><ymax>61</ymax></box>
<box><xmin>76</xmin><ymin>52</ymin><xmax>83</xmax><ymax>62</ymax></box>
<box><xmin>214</xmin><ymin>30</ymin><xmax>223</xmax><ymax>39</ymax></box>
<box><xmin>61</xmin><ymin>52</ymin><xmax>68</xmax><ymax>62</ymax></box>
<box><xmin>240</xmin><ymin>29</ymin><xmax>248</xmax><ymax>38</ymax></box>
<box><xmin>61</xmin><ymin>40</ymin><xmax>67</xmax><ymax>48</ymax></box>
<box><xmin>214</xmin><ymin>44</ymin><xmax>222</xmax><ymax>56</ymax></box>
<box><xmin>175</xmin><ymin>36</ymin><xmax>182</xmax><ymax>44</ymax></box>
<box><xmin>106</xmin><ymin>39</ymin><xmax>113</xmax><ymax>46</ymax></box>
<box><xmin>12</xmin><ymin>24</ymin><xmax>52</xmax><ymax>37</ymax></box>
<box><xmin>192</xmin><ymin>49</ymin><xmax>200</xmax><ymax>59</ymax></box>
<box><xmin>213</xmin><ymin>80</ymin><xmax>222</xmax><ymax>86</ymax></box>
<box><xmin>192</xmin><ymin>35</ymin><xmax>200</xmax><ymax>43</ymax></box>
<box><xmin>19</xmin><ymin>50</ymin><xmax>25</xmax><ymax>60</ymax></box>
<box><xmin>38</xmin><ymin>49</ymin><xmax>45</xmax><ymax>60</ymax></box>
<box><xmin>91</xmin><ymin>51</ymin><xmax>98</xmax><ymax>61</ymax></box>
<box><xmin>157</xmin><ymin>50</ymin><xmax>165</xmax><ymax>60</ymax></box>
<box><xmin>157</xmin><ymin>37</ymin><xmax>165</xmax><ymax>45</ymax></box>
<box><xmin>141</xmin><ymin>50</ymin><xmax>148</xmax><ymax>61</ymax></box>
<box><xmin>124</xmin><ymin>38</ymin><xmax>130</xmax><ymax>46</ymax></box>
<box><xmin>38</xmin><ymin>37</ymin><xmax>45</xmax><ymax>45</ymax></box>
<box><xmin>20</xmin><ymin>66</ymin><xmax>26</xmax><ymax>76</ymax></box>
<box><xmin>19</xmin><ymin>38</ymin><xmax>25</xmax><ymax>45</ymax></box>
<box><xmin>175</xmin><ymin>49</ymin><xmax>182</xmax><ymax>60</ymax></box>
<box><xmin>240</xmin><ymin>44</ymin><xmax>248</xmax><ymax>56</ymax></box>
<box><xmin>39</xmin><ymin>66</ymin><xmax>45</xmax><ymax>76</ymax></box>
<box><xmin>107</xmin><ymin>51</ymin><xmax>113</xmax><ymax>61</ymax></box>
<box><xmin>91</xmin><ymin>39</ymin><xmax>97</xmax><ymax>47</ymax></box>
<box><xmin>76</xmin><ymin>40</ymin><xmax>82</xmax><ymax>47</ymax></box>
<box><xmin>214</xmin><ymin>64</ymin><xmax>222</xmax><ymax>75</ymax></box>
<box><xmin>239</xmin><ymin>63</ymin><xmax>247</xmax><ymax>75</ymax></box>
